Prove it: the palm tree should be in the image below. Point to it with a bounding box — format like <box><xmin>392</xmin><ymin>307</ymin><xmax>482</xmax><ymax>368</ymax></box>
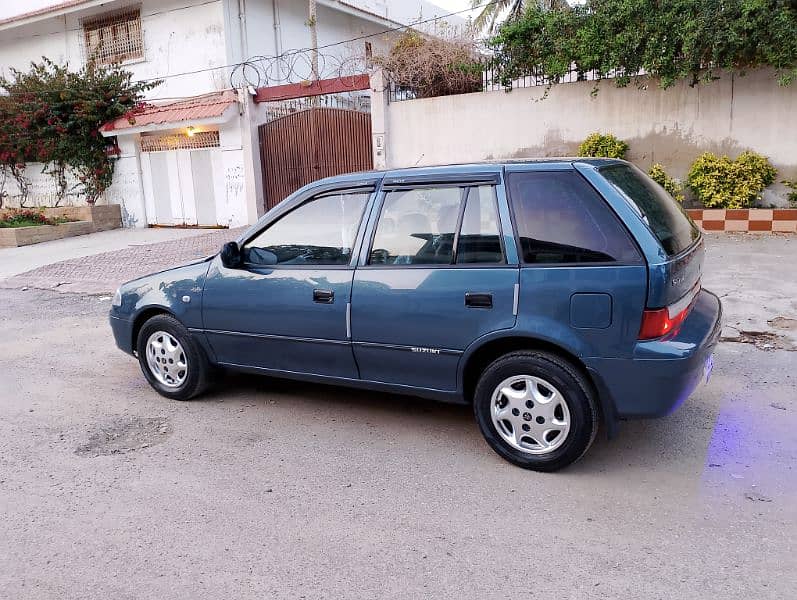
<box><xmin>471</xmin><ymin>0</ymin><xmax>569</xmax><ymax>34</ymax></box>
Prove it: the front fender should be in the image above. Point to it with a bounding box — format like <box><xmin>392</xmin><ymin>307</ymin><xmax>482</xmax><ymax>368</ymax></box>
<box><xmin>110</xmin><ymin>258</ymin><xmax>213</xmax><ymax>329</ymax></box>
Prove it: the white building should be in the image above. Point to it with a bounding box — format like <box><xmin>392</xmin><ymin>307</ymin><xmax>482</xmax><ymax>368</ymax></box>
<box><xmin>0</xmin><ymin>0</ymin><xmax>460</xmax><ymax>227</ymax></box>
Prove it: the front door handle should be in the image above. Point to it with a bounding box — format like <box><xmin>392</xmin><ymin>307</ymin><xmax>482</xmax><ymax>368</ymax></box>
<box><xmin>313</xmin><ymin>289</ymin><xmax>335</xmax><ymax>303</ymax></box>
<box><xmin>465</xmin><ymin>292</ymin><xmax>493</xmax><ymax>309</ymax></box>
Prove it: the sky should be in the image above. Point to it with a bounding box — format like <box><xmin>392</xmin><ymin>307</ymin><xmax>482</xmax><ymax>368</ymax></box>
<box><xmin>432</xmin><ymin>0</ymin><xmax>481</xmax><ymax>20</ymax></box>
<box><xmin>0</xmin><ymin>0</ymin><xmax>481</xmax><ymax>22</ymax></box>
<box><xmin>0</xmin><ymin>0</ymin><xmax>54</xmax><ymax>20</ymax></box>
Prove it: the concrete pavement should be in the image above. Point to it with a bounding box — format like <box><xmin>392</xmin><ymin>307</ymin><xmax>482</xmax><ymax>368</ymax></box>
<box><xmin>0</xmin><ymin>286</ymin><xmax>794</xmax><ymax>599</ymax></box>
<box><xmin>705</xmin><ymin>233</ymin><xmax>797</xmax><ymax>349</ymax></box>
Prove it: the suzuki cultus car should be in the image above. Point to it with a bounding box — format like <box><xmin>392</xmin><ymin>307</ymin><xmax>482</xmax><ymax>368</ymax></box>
<box><xmin>111</xmin><ymin>159</ymin><xmax>721</xmax><ymax>471</ymax></box>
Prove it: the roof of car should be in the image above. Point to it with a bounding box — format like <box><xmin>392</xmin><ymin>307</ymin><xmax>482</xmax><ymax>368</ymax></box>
<box><xmin>296</xmin><ymin>158</ymin><xmax>628</xmax><ymax>192</ymax></box>
<box><xmin>383</xmin><ymin>158</ymin><xmax>625</xmax><ymax>178</ymax></box>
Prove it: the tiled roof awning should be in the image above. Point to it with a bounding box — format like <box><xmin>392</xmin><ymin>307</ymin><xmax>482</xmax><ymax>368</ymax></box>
<box><xmin>0</xmin><ymin>0</ymin><xmax>92</xmax><ymax>27</ymax></box>
<box><xmin>100</xmin><ymin>90</ymin><xmax>238</xmax><ymax>136</ymax></box>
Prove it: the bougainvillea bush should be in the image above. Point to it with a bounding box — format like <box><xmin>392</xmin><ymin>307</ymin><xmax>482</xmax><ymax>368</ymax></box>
<box><xmin>0</xmin><ymin>58</ymin><xmax>158</xmax><ymax>205</ymax></box>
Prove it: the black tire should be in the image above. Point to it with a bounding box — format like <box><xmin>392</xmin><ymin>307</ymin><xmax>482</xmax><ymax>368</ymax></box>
<box><xmin>473</xmin><ymin>351</ymin><xmax>598</xmax><ymax>472</ymax></box>
<box><xmin>136</xmin><ymin>314</ymin><xmax>212</xmax><ymax>401</ymax></box>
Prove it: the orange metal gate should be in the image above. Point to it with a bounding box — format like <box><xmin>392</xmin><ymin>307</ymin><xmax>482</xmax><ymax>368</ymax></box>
<box><xmin>258</xmin><ymin>107</ymin><xmax>373</xmax><ymax>210</ymax></box>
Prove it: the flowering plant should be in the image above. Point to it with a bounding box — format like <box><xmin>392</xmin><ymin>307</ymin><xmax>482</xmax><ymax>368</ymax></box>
<box><xmin>0</xmin><ymin>59</ymin><xmax>158</xmax><ymax>205</ymax></box>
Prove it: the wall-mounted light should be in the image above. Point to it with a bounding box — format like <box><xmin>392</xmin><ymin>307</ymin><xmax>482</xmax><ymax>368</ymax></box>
<box><xmin>186</xmin><ymin>126</ymin><xmax>196</xmax><ymax>137</ymax></box>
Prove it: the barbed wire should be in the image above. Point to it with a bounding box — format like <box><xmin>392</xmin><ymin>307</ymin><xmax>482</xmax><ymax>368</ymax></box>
<box><xmin>228</xmin><ymin>49</ymin><xmax>370</xmax><ymax>90</ymax></box>
<box><xmin>227</xmin><ymin>34</ymin><xmax>489</xmax><ymax>95</ymax></box>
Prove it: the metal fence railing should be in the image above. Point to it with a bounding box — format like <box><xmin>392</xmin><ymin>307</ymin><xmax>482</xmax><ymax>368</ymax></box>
<box><xmin>481</xmin><ymin>66</ymin><xmax>601</xmax><ymax>92</ymax></box>
<box><xmin>387</xmin><ymin>82</ymin><xmax>421</xmax><ymax>102</ymax></box>
<box><xmin>387</xmin><ymin>65</ymin><xmax>641</xmax><ymax>102</ymax></box>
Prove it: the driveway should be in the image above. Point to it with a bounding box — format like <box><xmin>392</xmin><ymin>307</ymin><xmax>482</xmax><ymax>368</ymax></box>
<box><xmin>0</xmin><ymin>227</ymin><xmax>214</xmax><ymax>281</ymax></box>
<box><xmin>0</xmin><ymin>227</ymin><xmax>244</xmax><ymax>295</ymax></box>
<box><xmin>0</xmin><ymin>233</ymin><xmax>795</xmax><ymax>599</ymax></box>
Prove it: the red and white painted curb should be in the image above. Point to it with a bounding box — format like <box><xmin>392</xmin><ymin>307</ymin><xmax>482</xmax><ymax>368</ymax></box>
<box><xmin>686</xmin><ymin>209</ymin><xmax>797</xmax><ymax>233</ymax></box>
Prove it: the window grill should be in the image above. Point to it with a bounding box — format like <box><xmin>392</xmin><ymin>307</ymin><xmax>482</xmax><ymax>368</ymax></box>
<box><xmin>140</xmin><ymin>131</ymin><xmax>220</xmax><ymax>152</ymax></box>
<box><xmin>82</xmin><ymin>9</ymin><xmax>144</xmax><ymax>65</ymax></box>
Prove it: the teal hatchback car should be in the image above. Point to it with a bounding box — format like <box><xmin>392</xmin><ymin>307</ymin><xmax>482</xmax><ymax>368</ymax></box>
<box><xmin>111</xmin><ymin>159</ymin><xmax>721</xmax><ymax>471</ymax></box>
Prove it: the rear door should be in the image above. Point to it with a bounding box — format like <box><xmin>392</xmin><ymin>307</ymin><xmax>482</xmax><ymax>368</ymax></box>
<box><xmin>351</xmin><ymin>178</ymin><xmax>519</xmax><ymax>391</ymax></box>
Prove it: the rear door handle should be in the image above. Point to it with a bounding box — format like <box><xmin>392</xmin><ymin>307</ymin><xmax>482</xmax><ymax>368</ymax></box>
<box><xmin>465</xmin><ymin>292</ymin><xmax>493</xmax><ymax>309</ymax></box>
<box><xmin>313</xmin><ymin>289</ymin><xmax>334</xmax><ymax>303</ymax></box>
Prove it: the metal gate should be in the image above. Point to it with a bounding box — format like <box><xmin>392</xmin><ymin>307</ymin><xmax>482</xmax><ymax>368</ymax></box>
<box><xmin>258</xmin><ymin>107</ymin><xmax>373</xmax><ymax>210</ymax></box>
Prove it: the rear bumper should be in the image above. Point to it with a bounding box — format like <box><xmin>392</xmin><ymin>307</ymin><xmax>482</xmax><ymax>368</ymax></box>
<box><xmin>586</xmin><ymin>289</ymin><xmax>722</xmax><ymax>419</ymax></box>
<box><xmin>110</xmin><ymin>314</ymin><xmax>135</xmax><ymax>356</ymax></box>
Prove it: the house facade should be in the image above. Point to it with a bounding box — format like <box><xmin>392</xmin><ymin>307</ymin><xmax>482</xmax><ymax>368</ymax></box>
<box><xmin>0</xmin><ymin>0</ymin><xmax>457</xmax><ymax>227</ymax></box>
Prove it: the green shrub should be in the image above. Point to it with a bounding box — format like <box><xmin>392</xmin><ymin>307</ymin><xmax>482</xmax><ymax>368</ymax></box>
<box><xmin>577</xmin><ymin>132</ymin><xmax>628</xmax><ymax>159</ymax></box>
<box><xmin>649</xmin><ymin>164</ymin><xmax>684</xmax><ymax>203</ymax></box>
<box><xmin>686</xmin><ymin>151</ymin><xmax>777</xmax><ymax>209</ymax></box>
<box><xmin>783</xmin><ymin>179</ymin><xmax>797</xmax><ymax>208</ymax></box>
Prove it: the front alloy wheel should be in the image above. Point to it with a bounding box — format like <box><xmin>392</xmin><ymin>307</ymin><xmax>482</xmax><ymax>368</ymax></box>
<box><xmin>145</xmin><ymin>331</ymin><xmax>189</xmax><ymax>388</ymax></box>
<box><xmin>136</xmin><ymin>314</ymin><xmax>212</xmax><ymax>400</ymax></box>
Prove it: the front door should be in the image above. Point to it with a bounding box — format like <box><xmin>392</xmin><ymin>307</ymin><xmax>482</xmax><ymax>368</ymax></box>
<box><xmin>202</xmin><ymin>189</ymin><xmax>371</xmax><ymax>378</ymax></box>
<box><xmin>351</xmin><ymin>183</ymin><xmax>519</xmax><ymax>391</ymax></box>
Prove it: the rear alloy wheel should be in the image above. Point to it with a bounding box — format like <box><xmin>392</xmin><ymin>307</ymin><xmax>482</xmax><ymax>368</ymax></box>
<box><xmin>490</xmin><ymin>374</ymin><xmax>571</xmax><ymax>455</ymax></box>
<box><xmin>474</xmin><ymin>351</ymin><xmax>598</xmax><ymax>471</ymax></box>
<box><xmin>136</xmin><ymin>314</ymin><xmax>212</xmax><ymax>400</ymax></box>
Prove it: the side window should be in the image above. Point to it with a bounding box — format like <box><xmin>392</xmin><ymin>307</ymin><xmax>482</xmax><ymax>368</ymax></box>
<box><xmin>508</xmin><ymin>171</ymin><xmax>640</xmax><ymax>264</ymax></box>
<box><xmin>457</xmin><ymin>186</ymin><xmax>503</xmax><ymax>264</ymax></box>
<box><xmin>244</xmin><ymin>191</ymin><xmax>369</xmax><ymax>266</ymax></box>
<box><xmin>370</xmin><ymin>187</ymin><xmax>462</xmax><ymax>265</ymax></box>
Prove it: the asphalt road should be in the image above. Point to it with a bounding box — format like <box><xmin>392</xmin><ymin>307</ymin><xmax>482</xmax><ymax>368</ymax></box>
<box><xmin>0</xmin><ymin>286</ymin><xmax>794</xmax><ymax>599</ymax></box>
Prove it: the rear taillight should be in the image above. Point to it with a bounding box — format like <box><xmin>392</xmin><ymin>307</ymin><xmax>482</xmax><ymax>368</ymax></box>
<box><xmin>639</xmin><ymin>283</ymin><xmax>701</xmax><ymax>340</ymax></box>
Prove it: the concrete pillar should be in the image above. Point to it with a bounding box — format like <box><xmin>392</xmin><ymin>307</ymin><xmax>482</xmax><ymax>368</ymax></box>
<box><xmin>238</xmin><ymin>88</ymin><xmax>266</xmax><ymax>224</ymax></box>
<box><xmin>108</xmin><ymin>135</ymin><xmax>149</xmax><ymax>227</ymax></box>
<box><xmin>370</xmin><ymin>69</ymin><xmax>388</xmax><ymax>171</ymax></box>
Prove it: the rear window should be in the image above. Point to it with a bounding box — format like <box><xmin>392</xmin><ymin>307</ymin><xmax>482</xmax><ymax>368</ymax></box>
<box><xmin>507</xmin><ymin>171</ymin><xmax>641</xmax><ymax>265</ymax></box>
<box><xmin>600</xmin><ymin>164</ymin><xmax>700</xmax><ymax>256</ymax></box>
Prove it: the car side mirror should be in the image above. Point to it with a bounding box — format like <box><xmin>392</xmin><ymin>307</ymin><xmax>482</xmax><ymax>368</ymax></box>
<box><xmin>220</xmin><ymin>241</ymin><xmax>243</xmax><ymax>269</ymax></box>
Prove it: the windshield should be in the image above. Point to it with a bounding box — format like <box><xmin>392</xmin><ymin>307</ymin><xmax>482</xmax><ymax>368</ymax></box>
<box><xmin>600</xmin><ymin>164</ymin><xmax>700</xmax><ymax>256</ymax></box>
